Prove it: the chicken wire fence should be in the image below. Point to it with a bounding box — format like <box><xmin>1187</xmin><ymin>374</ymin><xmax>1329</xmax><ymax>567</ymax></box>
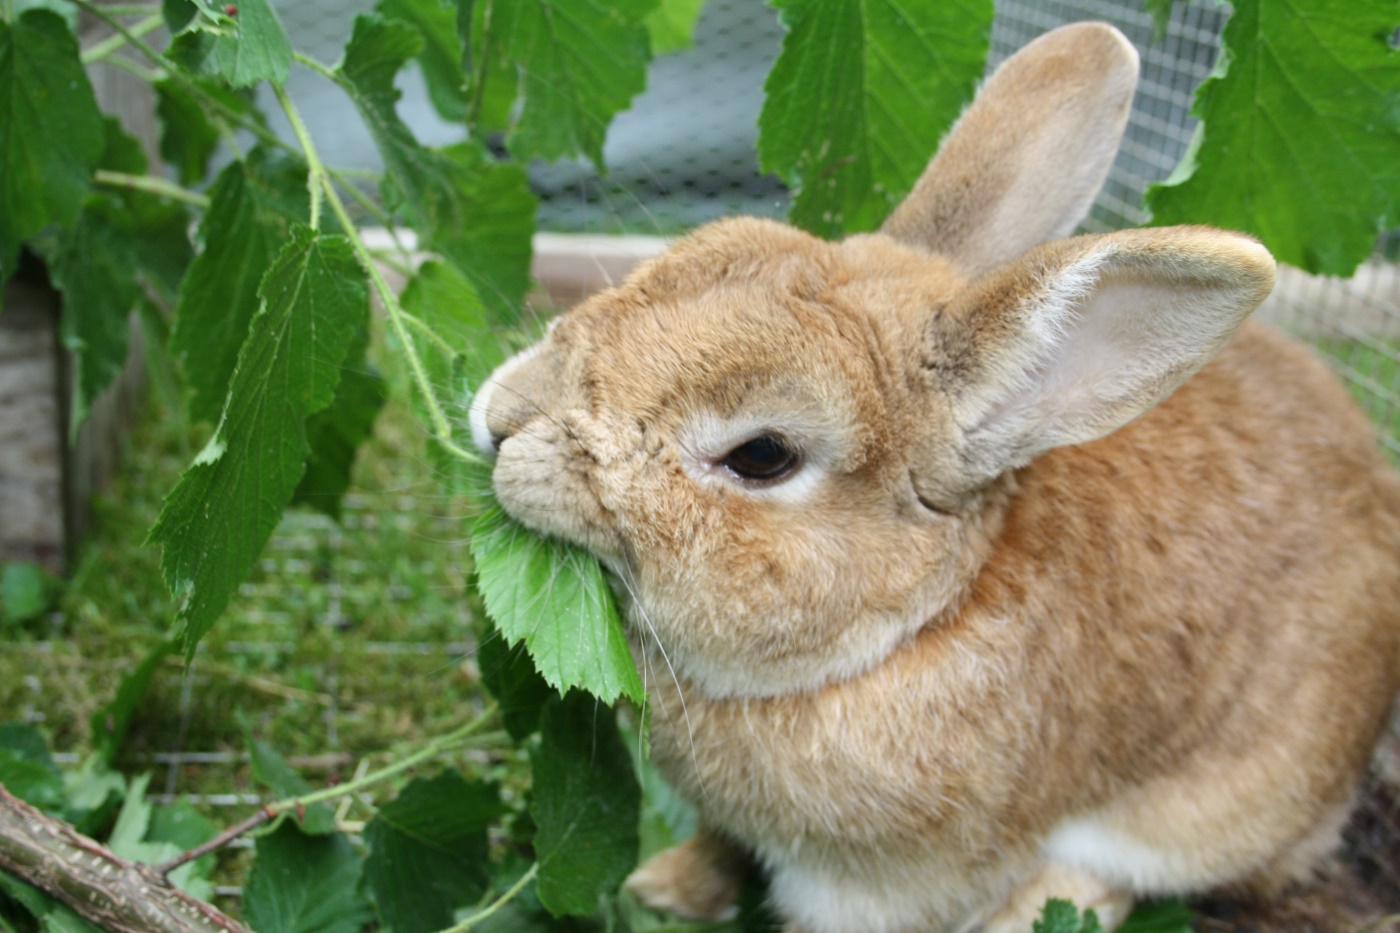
<box><xmin>38</xmin><ymin>0</ymin><xmax>1400</xmax><ymax>910</ymax></box>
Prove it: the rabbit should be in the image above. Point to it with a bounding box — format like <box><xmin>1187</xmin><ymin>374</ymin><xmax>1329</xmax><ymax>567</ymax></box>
<box><xmin>469</xmin><ymin>21</ymin><xmax>1400</xmax><ymax>933</ymax></box>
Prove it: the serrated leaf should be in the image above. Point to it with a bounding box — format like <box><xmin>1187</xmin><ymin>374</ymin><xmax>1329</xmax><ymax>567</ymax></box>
<box><xmin>759</xmin><ymin>0</ymin><xmax>991</xmax><ymax>239</ymax></box>
<box><xmin>0</xmin><ymin>9</ymin><xmax>104</xmax><ymax>284</ymax></box>
<box><xmin>476</xmin><ymin>623</ymin><xmax>552</xmax><ymax>740</ymax></box>
<box><xmin>167</xmin><ymin>0</ymin><xmax>293</xmax><ymax>88</ymax></box>
<box><xmin>43</xmin><ymin>119</ymin><xmax>192</xmax><ymax>432</ymax></box>
<box><xmin>247</xmin><ymin>736</ymin><xmax>337</xmax><ymax>834</ymax></box>
<box><xmin>244</xmin><ymin>822</ymin><xmax>372</xmax><ymax>933</ymax></box>
<box><xmin>364</xmin><ymin>771</ymin><xmax>506</xmax><ymax>933</ymax></box>
<box><xmin>471</xmin><ymin>507</ymin><xmax>644</xmax><ymax>706</ymax></box>
<box><xmin>378</xmin><ymin>0</ymin><xmax>471</xmax><ymax>121</ymax></box>
<box><xmin>172</xmin><ymin>149</ymin><xmax>309</xmax><ymax>425</ymax></box>
<box><xmin>293</xmin><ymin>331</ymin><xmax>385</xmax><ymax>519</ymax></box>
<box><xmin>1034</xmin><ymin>899</ymin><xmax>1104</xmax><ymax>933</ymax></box>
<box><xmin>1146</xmin><ymin>0</ymin><xmax>1400</xmax><ymax>276</ymax></box>
<box><xmin>531</xmin><ymin>692</ymin><xmax>640</xmax><ymax>916</ymax></box>
<box><xmin>1143</xmin><ymin>0</ymin><xmax>1177</xmax><ymax>42</ymax></box>
<box><xmin>0</xmin><ymin>724</ymin><xmax>63</xmax><ymax>812</ymax></box>
<box><xmin>337</xmin><ymin>15</ymin><xmax>535</xmax><ymax>319</ymax></box>
<box><xmin>646</xmin><ymin>0</ymin><xmax>705</xmax><ymax>54</ymax></box>
<box><xmin>459</xmin><ymin>0</ymin><xmax>519</xmax><ymax>131</ymax></box>
<box><xmin>149</xmin><ymin>228</ymin><xmax>368</xmax><ymax>659</ymax></box>
<box><xmin>61</xmin><ymin>758</ymin><xmax>125</xmax><ymax>834</ymax></box>
<box><xmin>89</xmin><ymin>641</ymin><xmax>173</xmax><ymax>766</ymax></box>
<box><xmin>466</xmin><ymin>0</ymin><xmax>657</xmax><ymax>168</ymax></box>
<box><xmin>106</xmin><ymin>773</ymin><xmax>160</xmax><ymax>860</ymax></box>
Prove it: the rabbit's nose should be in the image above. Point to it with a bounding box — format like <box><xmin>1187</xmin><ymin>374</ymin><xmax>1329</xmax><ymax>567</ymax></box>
<box><xmin>469</xmin><ymin>342</ymin><xmax>549</xmax><ymax>457</ymax></box>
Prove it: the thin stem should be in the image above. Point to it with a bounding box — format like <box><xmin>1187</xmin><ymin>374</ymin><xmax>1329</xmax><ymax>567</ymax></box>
<box><xmin>401</xmin><ymin>311</ymin><xmax>459</xmax><ymax>356</ymax></box>
<box><xmin>293</xmin><ymin>50</ymin><xmax>339</xmax><ymax>83</ymax></box>
<box><xmin>81</xmin><ymin>13</ymin><xmax>163</xmax><ymax>64</ymax></box>
<box><xmin>273</xmin><ymin>85</ymin><xmax>324</xmax><ymax>229</ymax></box>
<box><xmin>95</xmin><ymin>170</ymin><xmax>211</xmax><ymax>208</ymax></box>
<box><xmin>101</xmin><ymin>52</ymin><xmax>162</xmax><ymax>83</ymax></box>
<box><xmin>436</xmin><ymin>864</ymin><xmax>538</xmax><ymax>933</ymax></box>
<box><xmin>272</xmin><ymin>702</ymin><xmax>500</xmax><ymax>810</ymax></box>
<box><xmin>152</xmin><ymin>808</ymin><xmax>275</xmax><ymax>877</ymax></box>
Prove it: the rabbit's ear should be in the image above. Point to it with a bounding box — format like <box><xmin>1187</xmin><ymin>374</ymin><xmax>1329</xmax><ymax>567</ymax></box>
<box><xmin>882</xmin><ymin>23</ymin><xmax>1138</xmax><ymax>277</ymax></box>
<box><xmin>912</xmin><ymin>227</ymin><xmax>1276</xmax><ymax>508</ymax></box>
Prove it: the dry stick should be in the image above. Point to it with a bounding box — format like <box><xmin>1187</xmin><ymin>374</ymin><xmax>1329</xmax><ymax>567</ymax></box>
<box><xmin>149</xmin><ymin>807</ymin><xmax>276</xmax><ymax>877</ymax></box>
<box><xmin>0</xmin><ymin>785</ymin><xmax>250</xmax><ymax>933</ymax></box>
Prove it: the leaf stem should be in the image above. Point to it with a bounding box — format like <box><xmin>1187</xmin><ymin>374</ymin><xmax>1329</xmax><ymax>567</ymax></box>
<box><xmin>273</xmin><ymin>85</ymin><xmax>324</xmax><ymax>229</ymax></box>
<box><xmin>292</xmin><ymin>50</ymin><xmax>338</xmax><ymax>82</ymax></box>
<box><xmin>81</xmin><ymin>12</ymin><xmax>163</xmax><ymax>63</ymax></box>
<box><xmin>94</xmin><ymin>170</ymin><xmax>212</xmax><ymax>208</ymax></box>
<box><xmin>150</xmin><ymin>705</ymin><xmax>501</xmax><ymax>878</ymax></box>
<box><xmin>436</xmin><ymin>864</ymin><xmax>539</xmax><ymax>933</ymax></box>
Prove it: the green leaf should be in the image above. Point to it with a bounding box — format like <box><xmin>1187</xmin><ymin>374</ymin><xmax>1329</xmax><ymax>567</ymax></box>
<box><xmin>149</xmin><ymin>228</ymin><xmax>368</xmax><ymax>659</ymax></box>
<box><xmin>147</xmin><ymin>799</ymin><xmax>220</xmax><ymax>901</ymax></box>
<box><xmin>1145</xmin><ymin>0</ymin><xmax>1400</xmax><ymax>276</ymax></box>
<box><xmin>89</xmin><ymin>641</ymin><xmax>173</xmax><ymax>766</ymax></box>
<box><xmin>646</xmin><ymin>0</ymin><xmax>705</xmax><ymax>54</ymax></box>
<box><xmin>167</xmin><ymin>0</ymin><xmax>293</xmax><ymax>88</ymax></box>
<box><xmin>378</xmin><ymin>0</ymin><xmax>472</xmax><ymax>121</ymax></box>
<box><xmin>1120</xmin><ymin>899</ymin><xmax>1194</xmax><ymax>933</ymax></box>
<box><xmin>758</xmin><ymin>0</ymin><xmax>992</xmax><ymax>238</ymax></box>
<box><xmin>476</xmin><ymin>623</ymin><xmax>553</xmax><ymax>740</ymax></box>
<box><xmin>337</xmin><ymin>15</ymin><xmax>535</xmax><ymax>319</ymax></box>
<box><xmin>471</xmin><ymin>507</ymin><xmax>644</xmax><ymax>706</ymax></box>
<box><xmin>106</xmin><ymin>774</ymin><xmax>215</xmax><ymax>901</ymax></box>
<box><xmin>42</xmin><ymin>119</ymin><xmax>192</xmax><ymax>432</ymax></box>
<box><xmin>531</xmin><ymin>691</ymin><xmax>641</xmax><ymax>916</ymax></box>
<box><xmin>1033</xmin><ymin>899</ymin><xmax>1104</xmax><ymax>933</ymax></box>
<box><xmin>0</xmin><ymin>724</ymin><xmax>63</xmax><ymax>812</ymax></box>
<box><xmin>1</xmin><ymin>562</ymin><xmax>56</xmax><ymax>624</ymax></box>
<box><xmin>247</xmin><ymin>736</ymin><xmax>337</xmax><ymax>834</ymax></box>
<box><xmin>292</xmin><ymin>334</ymin><xmax>385</xmax><ymax>519</ymax></box>
<box><xmin>171</xmin><ymin>149</ymin><xmax>309</xmax><ymax>425</ymax></box>
<box><xmin>61</xmin><ymin>757</ymin><xmax>126</xmax><ymax>834</ymax></box>
<box><xmin>243</xmin><ymin>822</ymin><xmax>372</xmax><ymax>933</ymax></box>
<box><xmin>0</xmin><ymin>9</ymin><xmax>104</xmax><ymax>284</ymax></box>
<box><xmin>364</xmin><ymin>771</ymin><xmax>507</xmax><ymax>933</ymax></box>
<box><xmin>464</xmin><ymin>0</ymin><xmax>658</xmax><ymax>168</ymax></box>
<box><xmin>0</xmin><ymin>874</ymin><xmax>103</xmax><ymax>933</ymax></box>
<box><xmin>154</xmin><ymin>77</ymin><xmax>224</xmax><ymax>186</ymax></box>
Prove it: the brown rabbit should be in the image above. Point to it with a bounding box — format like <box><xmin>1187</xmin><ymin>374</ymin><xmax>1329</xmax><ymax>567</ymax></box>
<box><xmin>470</xmin><ymin>22</ymin><xmax>1400</xmax><ymax>933</ymax></box>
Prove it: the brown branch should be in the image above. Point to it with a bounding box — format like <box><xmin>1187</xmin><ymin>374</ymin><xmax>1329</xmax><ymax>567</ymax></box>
<box><xmin>0</xmin><ymin>785</ymin><xmax>250</xmax><ymax>933</ymax></box>
<box><xmin>152</xmin><ymin>806</ymin><xmax>274</xmax><ymax>878</ymax></box>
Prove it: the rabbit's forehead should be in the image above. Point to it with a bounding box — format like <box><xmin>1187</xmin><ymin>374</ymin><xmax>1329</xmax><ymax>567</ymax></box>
<box><xmin>569</xmin><ymin>281</ymin><xmax>881</xmax><ymax>429</ymax></box>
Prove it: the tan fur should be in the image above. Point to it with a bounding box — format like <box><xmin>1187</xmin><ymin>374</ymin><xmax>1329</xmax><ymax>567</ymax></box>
<box><xmin>472</xmin><ymin>22</ymin><xmax>1400</xmax><ymax>933</ymax></box>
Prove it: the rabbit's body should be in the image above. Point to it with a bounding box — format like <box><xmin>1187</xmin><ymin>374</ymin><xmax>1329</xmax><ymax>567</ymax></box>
<box><xmin>639</xmin><ymin>318</ymin><xmax>1400</xmax><ymax>932</ymax></box>
<box><xmin>473</xmin><ymin>22</ymin><xmax>1400</xmax><ymax>932</ymax></box>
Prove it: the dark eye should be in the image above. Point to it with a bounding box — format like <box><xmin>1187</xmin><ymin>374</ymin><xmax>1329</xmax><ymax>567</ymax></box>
<box><xmin>722</xmin><ymin>434</ymin><xmax>800</xmax><ymax>483</ymax></box>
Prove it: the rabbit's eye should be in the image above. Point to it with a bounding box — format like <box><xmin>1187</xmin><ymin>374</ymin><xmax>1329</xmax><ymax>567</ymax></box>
<box><xmin>722</xmin><ymin>434</ymin><xmax>801</xmax><ymax>483</ymax></box>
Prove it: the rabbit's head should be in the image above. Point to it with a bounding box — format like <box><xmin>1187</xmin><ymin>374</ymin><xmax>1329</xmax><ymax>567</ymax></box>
<box><xmin>471</xmin><ymin>22</ymin><xmax>1275</xmax><ymax>699</ymax></box>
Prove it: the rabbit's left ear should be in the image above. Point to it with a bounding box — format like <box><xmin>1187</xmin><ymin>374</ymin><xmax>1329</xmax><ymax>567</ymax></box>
<box><xmin>911</xmin><ymin>227</ymin><xmax>1276</xmax><ymax>508</ymax></box>
<box><xmin>881</xmin><ymin>22</ymin><xmax>1139</xmax><ymax>277</ymax></box>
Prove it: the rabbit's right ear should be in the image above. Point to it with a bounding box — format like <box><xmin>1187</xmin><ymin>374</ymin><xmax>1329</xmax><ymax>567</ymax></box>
<box><xmin>910</xmin><ymin>227</ymin><xmax>1276</xmax><ymax>510</ymax></box>
<box><xmin>882</xmin><ymin>23</ymin><xmax>1139</xmax><ymax>276</ymax></box>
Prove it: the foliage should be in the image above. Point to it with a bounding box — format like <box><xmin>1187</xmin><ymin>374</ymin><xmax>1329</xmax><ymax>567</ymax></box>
<box><xmin>0</xmin><ymin>0</ymin><xmax>1395</xmax><ymax>930</ymax></box>
<box><xmin>1145</xmin><ymin>0</ymin><xmax>1400</xmax><ymax>276</ymax></box>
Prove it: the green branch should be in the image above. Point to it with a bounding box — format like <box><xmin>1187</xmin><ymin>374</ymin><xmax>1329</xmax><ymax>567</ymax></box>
<box><xmin>81</xmin><ymin>12</ymin><xmax>163</xmax><ymax>64</ymax></box>
<box><xmin>273</xmin><ymin>78</ymin><xmax>486</xmax><ymax>466</ymax></box>
<box><xmin>95</xmin><ymin>170</ymin><xmax>212</xmax><ymax>208</ymax></box>
<box><xmin>436</xmin><ymin>864</ymin><xmax>539</xmax><ymax>933</ymax></box>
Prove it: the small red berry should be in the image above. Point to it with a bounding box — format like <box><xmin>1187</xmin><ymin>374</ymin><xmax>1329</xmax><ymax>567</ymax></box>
<box><xmin>224</xmin><ymin>4</ymin><xmax>238</xmax><ymax>15</ymax></box>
